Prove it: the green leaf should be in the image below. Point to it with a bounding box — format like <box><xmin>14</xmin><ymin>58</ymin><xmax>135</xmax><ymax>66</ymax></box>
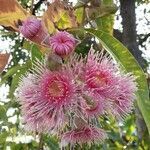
<box><xmin>0</xmin><ymin>61</ymin><xmax>31</xmax><ymax>86</ymax></box>
<box><xmin>23</xmin><ymin>40</ymin><xmax>31</xmax><ymax>51</ymax></box>
<box><xmin>45</xmin><ymin>136</ymin><xmax>59</xmax><ymax>150</ymax></box>
<box><xmin>8</xmin><ymin>61</ymin><xmax>31</xmax><ymax>98</ymax></box>
<box><xmin>0</xmin><ymin>131</ymin><xmax>9</xmax><ymax>144</ymax></box>
<box><xmin>85</xmin><ymin>28</ymin><xmax>150</xmax><ymax>134</ymax></box>
<box><xmin>75</xmin><ymin>7</ymin><xmax>84</xmax><ymax>24</ymax></box>
<box><xmin>0</xmin><ymin>105</ymin><xmax>6</xmax><ymax>120</ymax></box>
<box><xmin>9</xmin><ymin>69</ymin><xmax>27</xmax><ymax>98</ymax></box>
<box><xmin>0</xmin><ymin>65</ymin><xmax>22</xmax><ymax>85</ymax></box>
<box><xmin>96</xmin><ymin>0</ymin><xmax>115</xmax><ymax>34</ymax></box>
<box><xmin>31</xmin><ymin>45</ymin><xmax>43</xmax><ymax>61</ymax></box>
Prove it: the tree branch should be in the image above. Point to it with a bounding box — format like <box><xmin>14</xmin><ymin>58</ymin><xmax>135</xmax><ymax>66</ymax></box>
<box><xmin>138</xmin><ymin>33</ymin><xmax>150</xmax><ymax>47</ymax></box>
<box><xmin>113</xmin><ymin>29</ymin><xmax>123</xmax><ymax>42</ymax></box>
<box><xmin>32</xmin><ymin>0</ymin><xmax>45</xmax><ymax>15</ymax></box>
<box><xmin>31</xmin><ymin>0</ymin><xmax>34</xmax><ymax>14</ymax></box>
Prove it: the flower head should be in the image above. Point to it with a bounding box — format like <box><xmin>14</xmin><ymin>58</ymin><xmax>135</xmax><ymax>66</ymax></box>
<box><xmin>49</xmin><ymin>31</ymin><xmax>76</xmax><ymax>57</ymax></box>
<box><xmin>61</xmin><ymin>126</ymin><xmax>107</xmax><ymax>147</ymax></box>
<box><xmin>111</xmin><ymin>73</ymin><xmax>137</xmax><ymax>119</ymax></box>
<box><xmin>17</xmin><ymin>61</ymin><xmax>77</xmax><ymax>133</ymax></box>
<box><xmin>79</xmin><ymin>49</ymin><xmax>119</xmax><ymax>118</ymax></box>
<box><xmin>83</xmin><ymin>49</ymin><xmax>118</xmax><ymax>97</ymax></box>
<box><xmin>81</xmin><ymin>94</ymin><xmax>109</xmax><ymax>118</ymax></box>
<box><xmin>19</xmin><ymin>17</ymin><xmax>49</xmax><ymax>46</ymax></box>
<box><xmin>19</xmin><ymin>17</ymin><xmax>41</xmax><ymax>38</ymax></box>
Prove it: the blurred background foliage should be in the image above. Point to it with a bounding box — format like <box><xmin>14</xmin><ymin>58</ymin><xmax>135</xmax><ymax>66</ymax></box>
<box><xmin>0</xmin><ymin>0</ymin><xmax>150</xmax><ymax>149</ymax></box>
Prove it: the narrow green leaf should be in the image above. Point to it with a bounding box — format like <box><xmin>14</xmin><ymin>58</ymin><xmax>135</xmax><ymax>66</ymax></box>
<box><xmin>85</xmin><ymin>28</ymin><xmax>150</xmax><ymax>134</ymax></box>
<box><xmin>0</xmin><ymin>131</ymin><xmax>9</xmax><ymax>144</ymax></box>
<box><xmin>0</xmin><ymin>61</ymin><xmax>31</xmax><ymax>86</ymax></box>
<box><xmin>9</xmin><ymin>69</ymin><xmax>26</xmax><ymax>98</ymax></box>
<box><xmin>8</xmin><ymin>61</ymin><xmax>31</xmax><ymax>98</ymax></box>
<box><xmin>0</xmin><ymin>65</ymin><xmax>21</xmax><ymax>85</ymax></box>
<box><xmin>0</xmin><ymin>105</ymin><xmax>6</xmax><ymax>120</ymax></box>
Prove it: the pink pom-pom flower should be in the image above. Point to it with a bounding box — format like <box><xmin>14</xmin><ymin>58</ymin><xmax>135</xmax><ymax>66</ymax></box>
<box><xmin>49</xmin><ymin>31</ymin><xmax>76</xmax><ymax>57</ymax></box>
<box><xmin>79</xmin><ymin>49</ymin><xmax>118</xmax><ymax>118</ymax></box>
<box><xmin>19</xmin><ymin>17</ymin><xmax>49</xmax><ymax>46</ymax></box>
<box><xmin>17</xmin><ymin>61</ymin><xmax>77</xmax><ymax>133</ymax></box>
<box><xmin>111</xmin><ymin>73</ymin><xmax>137</xmax><ymax>119</ymax></box>
<box><xmin>83</xmin><ymin>49</ymin><xmax>118</xmax><ymax>98</ymax></box>
<box><xmin>61</xmin><ymin>126</ymin><xmax>107</xmax><ymax>147</ymax></box>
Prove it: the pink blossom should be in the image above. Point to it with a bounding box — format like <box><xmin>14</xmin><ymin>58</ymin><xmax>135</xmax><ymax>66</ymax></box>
<box><xmin>111</xmin><ymin>73</ymin><xmax>137</xmax><ymax>119</ymax></box>
<box><xmin>81</xmin><ymin>94</ymin><xmax>109</xmax><ymax>118</ymax></box>
<box><xmin>83</xmin><ymin>49</ymin><xmax>118</xmax><ymax>98</ymax></box>
<box><xmin>17</xmin><ymin>61</ymin><xmax>77</xmax><ymax>133</ymax></box>
<box><xmin>49</xmin><ymin>31</ymin><xmax>76</xmax><ymax>57</ymax></box>
<box><xmin>19</xmin><ymin>17</ymin><xmax>49</xmax><ymax>46</ymax></box>
<box><xmin>61</xmin><ymin>126</ymin><xmax>107</xmax><ymax>147</ymax></box>
<box><xmin>17</xmin><ymin>47</ymin><xmax>137</xmax><ymax>147</ymax></box>
<box><xmin>79</xmin><ymin>49</ymin><xmax>119</xmax><ymax>117</ymax></box>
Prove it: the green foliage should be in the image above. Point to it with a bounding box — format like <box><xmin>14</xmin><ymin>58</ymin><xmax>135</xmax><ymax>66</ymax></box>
<box><xmin>96</xmin><ymin>0</ymin><xmax>115</xmax><ymax>34</ymax></box>
<box><xmin>0</xmin><ymin>106</ymin><xmax>6</xmax><ymax>121</ymax></box>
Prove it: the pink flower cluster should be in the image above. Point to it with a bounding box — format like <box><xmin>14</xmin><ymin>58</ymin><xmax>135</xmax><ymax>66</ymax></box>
<box><xmin>17</xmin><ymin>47</ymin><xmax>137</xmax><ymax>148</ymax></box>
<box><xmin>17</xmin><ymin>16</ymin><xmax>137</xmax><ymax>148</ymax></box>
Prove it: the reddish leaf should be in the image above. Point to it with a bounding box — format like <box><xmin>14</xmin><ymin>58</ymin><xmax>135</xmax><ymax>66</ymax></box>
<box><xmin>0</xmin><ymin>53</ymin><xmax>10</xmax><ymax>73</ymax></box>
<box><xmin>0</xmin><ymin>0</ymin><xmax>29</xmax><ymax>31</ymax></box>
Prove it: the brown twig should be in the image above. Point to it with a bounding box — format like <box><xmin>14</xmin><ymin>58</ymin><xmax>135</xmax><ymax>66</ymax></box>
<box><xmin>31</xmin><ymin>0</ymin><xmax>34</xmax><ymax>14</ymax></box>
<box><xmin>138</xmin><ymin>33</ymin><xmax>150</xmax><ymax>46</ymax></box>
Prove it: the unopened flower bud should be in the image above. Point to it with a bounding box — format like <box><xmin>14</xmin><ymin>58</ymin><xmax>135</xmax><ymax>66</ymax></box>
<box><xmin>49</xmin><ymin>31</ymin><xmax>76</xmax><ymax>57</ymax></box>
<box><xmin>19</xmin><ymin>17</ymin><xmax>49</xmax><ymax>46</ymax></box>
